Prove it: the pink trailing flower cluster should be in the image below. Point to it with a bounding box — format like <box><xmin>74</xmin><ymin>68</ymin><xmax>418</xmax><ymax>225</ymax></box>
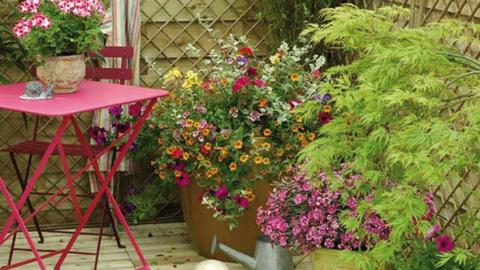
<box><xmin>13</xmin><ymin>0</ymin><xmax>105</xmax><ymax>39</ymax></box>
<box><xmin>257</xmin><ymin>166</ymin><xmax>391</xmax><ymax>254</ymax></box>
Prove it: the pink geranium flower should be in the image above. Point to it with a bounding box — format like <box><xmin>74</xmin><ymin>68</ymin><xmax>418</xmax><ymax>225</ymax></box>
<box><xmin>13</xmin><ymin>19</ymin><xmax>33</xmax><ymax>39</ymax></box>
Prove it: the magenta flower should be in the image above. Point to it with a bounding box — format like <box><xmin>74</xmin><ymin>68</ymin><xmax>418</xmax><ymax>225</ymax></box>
<box><xmin>436</xmin><ymin>235</ymin><xmax>454</xmax><ymax>253</ymax></box>
<box><xmin>293</xmin><ymin>194</ymin><xmax>307</xmax><ymax>205</ymax></box>
<box><xmin>235</xmin><ymin>195</ymin><xmax>249</xmax><ymax>209</ymax></box>
<box><xmin>232</xmin><ymin>76</ymin><xmax>249</xmax><ymax>93</ymax></box>
<box><xmin>175</xmin><ymin>172</ymin><xmax>190</xmax><ymax>188</ymax></box>
<box><xmin>215</xmin><ymin>186</ymin><xmax>229</xmax><ymax>200</ymax></box>
<box><xmin>13</xmin><ymin>19</ymin><xmax>32</xmax><ymax>39</ymax></box>
<box><xmin>31</xmin><ymin>13</ymin><xmax>52</xmax><ymax>29</ymax></box>
<box><xmin>128</xmin><ymin>103</ymin><xmax>142</xmax><ymax>117</ymax></box>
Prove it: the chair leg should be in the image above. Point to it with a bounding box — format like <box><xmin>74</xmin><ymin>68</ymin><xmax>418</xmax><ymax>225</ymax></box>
<box><xmin>9</xmin><ymin>153</ymin><xmax>44</xmax><ymax>243</ymax></box>
<box><xmin>105</xmin><ymin>196</ymin><xmax>125</xmax><ymax>248</ymax></box>
<box><xmin>7</xmin><ymin>231</ymin><xmax>17</xmax><ymax>265</ymax></box>
<box><xmin>93</xmin><ymin>199</ymin><xmax>109</xmax><ymax>270</ymax></box>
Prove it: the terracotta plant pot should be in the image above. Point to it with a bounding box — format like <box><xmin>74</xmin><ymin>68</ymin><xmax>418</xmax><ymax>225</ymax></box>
<box><xmin>37</xmin><ymin>54</ymin><xmax>85</xmax><ymax>94</ymax></box>
<box><xmin>311</xmin><ymin>248</ymin><xmax>358</xmax><ymax>270</ymax></box>
<box><xmin>180</xmin><ymin>179</ymin><xmax>271</xmax><ymax>262</ymax></box>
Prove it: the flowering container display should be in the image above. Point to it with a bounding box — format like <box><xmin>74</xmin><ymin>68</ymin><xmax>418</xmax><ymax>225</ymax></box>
<box><xmin>129</xmin><ymin>38</ymin><xmax>332</xmax><ymax>260</ymax></box>
<box><xmin>13</xmin><ymin>0</ymin><xmax>105</xmax><ymax>93</ymax></box>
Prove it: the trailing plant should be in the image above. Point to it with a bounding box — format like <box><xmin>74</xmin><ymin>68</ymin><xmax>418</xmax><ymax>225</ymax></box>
<box><xmin>299</xmin><ymin>4</ymin><xmax>480</xmax><ymax>269</ymax></box>
<box><xmin>129</xmin><ymin>37</ymin><xmax>331</xmax><ymax>229</ymax></box>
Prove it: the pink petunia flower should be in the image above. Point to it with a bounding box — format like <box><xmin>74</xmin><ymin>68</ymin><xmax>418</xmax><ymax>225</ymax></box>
<box><xmin>436</xmin><ymin>235</ymin><xmax>454</xmax><ymax>253</ymax></box>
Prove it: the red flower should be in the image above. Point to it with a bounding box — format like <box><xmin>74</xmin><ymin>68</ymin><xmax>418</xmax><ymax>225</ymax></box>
<box><xmin>237</xmin><ymin>47</ymin><xmax>254</xmax><ymax>57</ymax></box>
<box><xmin>232</xmin><ymin>76</ymin><xmax>250</xmax><ymax>93</ymax></box>
<box><xmin>128</xmin><ymin>102</ymin><xmax>142</xmax><ymax>117</ymax></box>
<box><xmin>200</xmin><ymin>145</ymin><xmax>209</xmax><ymax>155</ymax></box>
<box><xmin>312</xmin><ymin>70</ymin><xmax>322</xmax><ymax>78</ymax></box>
<box><xmin>318</xmin><ymin>112</ymin><xmax>333</xmax><ymax>125</ymax></box>
<box><xmin>436</xmin><ymin>235</ymin><xmax>454</xmax><ymax>253</ymax></box>
<box><xmin>247</xmin><ymin>67</ymin><xmax>257</xmax><ymax>77</ymax></box>
<box><xmin>171</xmin><ymin>147</ymin><xmax>184</xmax><ymax>159</ymax></box>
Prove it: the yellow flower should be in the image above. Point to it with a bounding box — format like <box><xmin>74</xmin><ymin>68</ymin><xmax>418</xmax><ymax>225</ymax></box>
<box><xmin>221</xmin><ymin>78</ymin><xmax>228</xmax><ymax>86</ymax></box>
<box><xmin>160</xmin><ymin>163</ymin><xmax>167</xmax><ymax>169</ymax></box>
<box><xmin>229</xmin><ymin>163</ymin><xmax>238</xmax><ymax>171</ymax></box>
<box><xmin>262</xmin><ymin>157</ymin><xmax>270</xmax><ymax>165</ymax></box>
<box><xmin>323</xmin><ymin>105</ymin><xmax>331</xmax><ymax>113</ymax></box>
<box><xmin>197</xmin><ymin>155</ymin><xmax>204</xmax><ymax>161</ymax></box>
<box><xmin>308</xmin><ymin>133</ymin><xmax>316</xmax><ymax>141</ymax></box>
<box><xmin>187</xmin><ymin>139</ymin><xmax>194</xmax><ymax>146</ymax></box>
<box><xmin>158</xmin><ymin>172</ymin><xmax>167</xmax><ymax>180</ymax></box>
<box><xmin>205</xmin><ymin>171</ymin><xmax>213</xmax><ymax>178</ymax></box>
<box><xmin>297</xmin><ymin>133</ymin><xmax>305</xmax><ymax>140</ymax></box>
<box><xmin>246</xmin><ymin>192</ymin><xmax>256</xmax><ymax>202</ymax></box>
<box><xmin>182</xmin><ymin>71</ymin><xmax>202</xmax><ymax>89</ymax></box>
<box><xmin>254</xmin><ymin>156</ymin><xmax>263</xmax><ymax>164</ymax></box>
<box><xmin>202</xmin><ymin>129</ymin><xmax>210</xmax><ymax>136</ymax></box>
<box><xmin>211</xmin><ymin>167</ymin><xmax>219</xmax><ymax>175</ymax></box>
<box><xmin>194</xmin><ymin>122</ymin><xmax>200</xmax><ymax>128</ymax></box>
<box><xmin>295</xmin><ymin>115</ymin><xmax>303</xmax><ymax>123</ymax></box>
<box><xmin>186</xmin><ymin>119</ymin><xmax>194</xmax><ymax>127</ymax></box>
<box><xmin>174</xmin><ymin>170</ymin><xmax>182</xmax><ymax>178</ymax></box>
<box><xmin>292</xmin><ymin>126</ymin><xmax>299</xmax><ymax>132</ymax></box>
<box><xmin>240</xmin><ymin>154</ymin><xmax>250</xmax><ymax>163</ymax></box>
<box><xmin>182</xmin><ymin>152</ymin><xmax>190</xmax><ymax>160</ymax></box>
<box><xmin>275</xmin><ymin>149</ymin><xmax>284</xmax><ymax>157</ymax></box>
<box><xmin>163</xmin><ymin>68</ymin><xmax>182</xmax><ymax>85</ymax></box>
<box><xmin>290</xmin><ymin>73</ymin><xmax>299</xmax><ymax>81</ymax></box>
<box><xmin>270</xmin><ymin>55</ymin><xmax>280</xmax><ymax>65</ymax></box>
<box><xmin>263</xmin><ymin>129</ymin><xmax>272</xmax><ymax>137</ymax></box>
<box><xmin>158</xmin><ymin>138</ymin><xmax>164</xmax><ymax>145</ymax></box>
<box><xmin>261</xmin><ymin>142</ymin><xmax>271</xmax><ymax>149</ymax></box>
<box><xmin>233</xmin><ymin>140</ymin><xmax>243</xmax><ymax>149</ymax></box>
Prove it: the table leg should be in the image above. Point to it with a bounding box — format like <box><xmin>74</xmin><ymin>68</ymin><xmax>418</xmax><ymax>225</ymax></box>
<box><xmin>0</xmin><ymin>178</ymin><xmax>46</xmax><ymax>270</ymax></box>
<box><xmin>55</xmin><ymin>100</ymin><xmax>155</xmax><ymax>269</ymax></box>
<box><xmin>0</xmin><ymin>117</ymin><xmax>70</xmax><ymax>245</ymax></box>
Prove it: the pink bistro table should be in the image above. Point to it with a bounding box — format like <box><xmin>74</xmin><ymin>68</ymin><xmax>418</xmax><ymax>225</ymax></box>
<box><xmin>0</xmin><ymin>80</ymin><xmax>168</xmax><ymax>270</ymax></box>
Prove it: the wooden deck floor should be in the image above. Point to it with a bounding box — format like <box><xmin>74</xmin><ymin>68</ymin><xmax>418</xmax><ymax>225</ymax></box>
<box><xmin>0</xmin><ymin>223</ymin><xmax>313</xmax><ymax>269</ymax></box>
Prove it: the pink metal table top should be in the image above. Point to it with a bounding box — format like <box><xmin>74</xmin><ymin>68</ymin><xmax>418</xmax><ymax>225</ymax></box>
<box><xmin>0</xmin><ymin>80</ymin><xmax>169</xmax><ymax>116</ymax></box>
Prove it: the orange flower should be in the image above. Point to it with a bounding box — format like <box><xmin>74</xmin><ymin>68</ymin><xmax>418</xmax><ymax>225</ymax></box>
<box><xmin>186</xmin><ymin>119</ymin><xmax>194</xmax><ymax>127</ymax></box>
<box><xmin>301</xmin><ymin>140</ymin><xmax>309</xmax><ymax>147</ymax></box>
<box><xmin>234</xmin><ymin>140</ymin><xmax>243</xmax><ymax>149</ymax></box>
<box><xmin>174</xmin><ymin>170</ymin><xmax>182</xmax><ymax>178</ymax></box>
<box><xmin>221</xmin><ymin>78</ymin><xmax>228</xmax><ymax>86</ymax></box>
<box><xmin>158</xmin><ymin>138</ymin><xmax>164</xmax><ymax>145</ymax></box>
<box><xmin>194</xmin><ymin>122</ymin><xmax>200</xmax><ymax>128</ymax></box>
<box><xmin>240</xmin><ymin>154</ymin><xmax>249</xmax><ymax>163</ymax></box>
<box><xmin>275</xmin><ymin>149</ymin><xmax>284</xmax><ymax>157</ymax></box>
<box><xmin>158</xmin><ymin>172</ymin><xmax>166</xmax><ymax>180</ymax></box>
<box><xmin>297</xmin><ymin>133</ymin><xmax>305</xmax><ymax>140</ymax></box>
<box><xmin>202</xmin><ymin>129</ymin><xmax>210</xmax><ymax>136</ymax></box>
<box><xmin>204</xmin><ymin>142</ymin><xmax>212</xmax><ymax>151</ymax></box>
<box><xmin>258</xmin><ymin>98</ymin><xmax>269</xmax><ymax>108</ymax></box>
<box><xmin>261</xmin><ymin>142</ymin><xmax>271</xmax><ymax>150</ymax></box>
<box><xmin>254</xmin><ymin>156</ymin><xmax>263</xmax><ymax>164</ymax></box>
<box><xmin>246</xmin><ymin>192</ymin><xmax>256</xmax><ymax>202</ymax></box>
<box><xmin>211</xmin><ymin>167</ymin><xmax>219</xmax><ymax>175</ymax></box>
<box><xmin>308</xmin><ymin>133</ymin><xmax>316</xmax><ymax>141</ymax></box>
<box><xmin>182</xmin><ymin>152</ymin><xmax>190</xmax><ymax>160</ymax></box>
<box><xmin>286</xmin><ymin>144</ymin><xmax>293</xmax><ymax>150</ymax></box>
<box><xmin>263</xmin><ymin>129</ymin><xmax>272</xmax><ymax>137</ymax></box>
<box><xmin>229</xmin><ymin>163</ymin><xmax>238</xmax><ymax>171</ymax></box>
<box><xmin>292</xmin><ymin>126</ymin><xmax>299</xmax><ymax>132</ymax></box>
<box><xmin>187</xmin><ymin>139</ymin><xmax>194</xmax><ymax>146</ymax></box>
<box><xmin>160</xmin><ymin>163</ymin><xmax>167</xmax><ymax>169</ymax></box>
<box><xmin>323</xmin><ymin>105</ymin><xmax>331</xmax><ymax>113</ymax></box>
<box><xmin>295</xmin><ymin>115</ymin><xmax>303</xmax><ymax>123</ymax></box>
<box><xmin>205</xmin><ymin>171</ymin><xmax>213</xmax><ymax>178</ymax></box>
<box><xmin>262</xmin><ymin>157</ymin><xmax>270</xmax><ymax>165</ymax></box>
<box><xmin>166</xmin><ymin>146</ymin><xmax>175</xmax><ymax>155</ymax></box>
<box><xmin>290</xmin><ymin>73</ymin><xmax>299</xmax><ymax>81</ymax></box>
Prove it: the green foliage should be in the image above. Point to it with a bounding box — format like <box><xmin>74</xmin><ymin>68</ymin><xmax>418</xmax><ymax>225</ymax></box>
<box><xmin>0</xmin><ymin>23</ymin><xmax>31</xmax><ymax>83</ymax></box>
<box><xmin>299</xmin><ymin>4</ymin><xmax>480</xmax><ymax>269</ymax></box>
<box><xmin>258</xmin><ymin>0</ymin><xmax>349</xmax><ymax>46</ymax></box>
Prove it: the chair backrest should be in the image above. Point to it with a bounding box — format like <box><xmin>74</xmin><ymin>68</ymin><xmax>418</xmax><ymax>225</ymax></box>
<box><xmin>85</xmin><ymin>46</ymin><xmax>134</xmax><ymax>85</ymax></box>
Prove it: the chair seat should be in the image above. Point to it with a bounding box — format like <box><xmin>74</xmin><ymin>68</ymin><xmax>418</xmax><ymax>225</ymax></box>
<box><xmin>1</xmin><ymin>140</ymin><xmax>105</xmax><ymax>157</ymax></box>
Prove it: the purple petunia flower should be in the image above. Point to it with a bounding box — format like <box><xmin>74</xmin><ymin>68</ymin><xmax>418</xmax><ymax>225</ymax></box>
<box><xmin>235</xmin><ymin>195</ymin><xmax>249</xmax><ymax>209</ymax></box>
<box><xmin>109</xmin><ymin>106</ymin><xmax>123</xmax><ymax>116</ymax></box>
<box><xmin>128</xmin><ymin>103</ymin><xmax>142</xmax><ymax>117</ymax></box>
<box><xmin>215</xmin><ymin>186</ymin><xmax>229</xmax><ymax>200</ymax></box>
<box><xmin>175</xmin><ymin>172</ymin><xmax>190</xmax><ymax>188</ymax></box>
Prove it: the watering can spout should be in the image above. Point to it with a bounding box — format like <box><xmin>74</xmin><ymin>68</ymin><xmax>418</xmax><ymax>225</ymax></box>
<box><xmin>211</xmin><ymin>235</ymin><xmax>256</xmax><ymax>270</ymax></box>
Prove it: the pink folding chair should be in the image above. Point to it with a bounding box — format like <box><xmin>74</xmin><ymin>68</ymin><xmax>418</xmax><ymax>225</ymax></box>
<box><xmin>1</xmin><ymin>46</ymin><xmax>134</xmax><ymax>269</ymax></box>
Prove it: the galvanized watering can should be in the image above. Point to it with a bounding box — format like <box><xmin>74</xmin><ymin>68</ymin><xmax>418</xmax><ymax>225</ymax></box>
<box><xmin>211</xmin><ymin>235</ymin><xmax>294</xmax><ymax>270</ymax></box>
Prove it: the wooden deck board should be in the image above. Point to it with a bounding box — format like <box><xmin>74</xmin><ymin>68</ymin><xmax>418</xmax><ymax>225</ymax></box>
<box><xmin>0</xmin><ymin>223</ymin><xmax>312</xmax><ymax>269</ymax></box>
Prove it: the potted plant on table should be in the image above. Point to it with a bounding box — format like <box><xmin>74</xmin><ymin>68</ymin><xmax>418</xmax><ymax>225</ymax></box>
<box><xmin>128</xmin><ymin>38</ymin><xmax>331</xmax><ymax>261</ymax></box>
<box><xmin>13</xmin><ymin>0</ymin><xmax>106</xmax><ymax>93</ymax></box>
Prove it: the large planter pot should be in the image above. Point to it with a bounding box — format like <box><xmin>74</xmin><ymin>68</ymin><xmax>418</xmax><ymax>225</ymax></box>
<box><xmin>180</xmin><ymin>179</ymin><xmax>271</xmax><ymax>262</ymax></box>
<box><xmin>311</xmin><ymin>248</ymin><xmax>358</xmax><ymax>270</ymax></box>
<box><xmin>37</xmin><ymin>54</ymin><xmax>85</xmax><ymax>94</ymax></box>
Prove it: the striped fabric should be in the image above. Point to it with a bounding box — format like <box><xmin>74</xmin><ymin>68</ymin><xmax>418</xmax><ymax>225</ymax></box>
<box><xmin>89</xmin><ymin>0</ymin><xmax>141</xmax><ymax>192</ymax></box>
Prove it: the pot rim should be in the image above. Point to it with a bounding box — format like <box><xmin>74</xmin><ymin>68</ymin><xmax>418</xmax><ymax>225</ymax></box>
<box><xmin>42</xmin><ymin>54</ymin><xmax>85</xmax><ymax>61</ymax></box>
